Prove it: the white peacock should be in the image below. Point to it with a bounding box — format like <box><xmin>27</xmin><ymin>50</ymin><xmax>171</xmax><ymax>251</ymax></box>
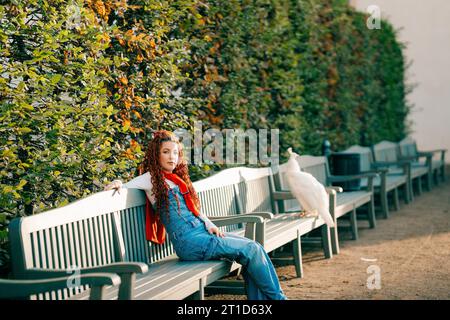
<box><xmin>285</xmin><ymin>148</ymin><xmax>335</xmax><ymax>227</ymax></box>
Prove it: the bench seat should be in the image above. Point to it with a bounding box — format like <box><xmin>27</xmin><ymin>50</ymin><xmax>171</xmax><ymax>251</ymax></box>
<box><xmin>71</xmin><ymin>257</ymin><xmax>239</xmax><ymax>300</ymax></box>
<box><xmin>263</xmin><ymin>214</ymin><xmax>325</xmax><ymax>253</ymax></box>
<box><xmin>360</xmin><ymin>175</ymin><xmax>406</xmax><ymax>191</ymax></box>
<box><xmin>334</xmin><ymin>191</ymin><xmax>372</xmax><ymax>218</ymax></box>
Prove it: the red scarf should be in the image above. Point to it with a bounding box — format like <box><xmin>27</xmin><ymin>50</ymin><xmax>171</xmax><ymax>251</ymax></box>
<box><xmin>145</xmin><ymin>171</ymin><xmax>199</xmax><ymax>244</ymax></box>
<box><xmin>162</xmin><ymin>171</ymin><xmax>200</xmax><ymax>216</ymax></box>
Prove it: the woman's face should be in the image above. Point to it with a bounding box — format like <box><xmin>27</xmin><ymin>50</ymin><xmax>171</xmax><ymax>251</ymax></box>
<box><xmin>159</xmin><ymin>141</ymin><xmax>179</xmax><ymax>173</ymax></box>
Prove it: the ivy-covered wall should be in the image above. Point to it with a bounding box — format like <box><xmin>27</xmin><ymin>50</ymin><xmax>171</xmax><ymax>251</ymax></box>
<box><xmin>0</xmin><ymin>0</ymin><xmax>410</xmax><ymax>275</ymax></box>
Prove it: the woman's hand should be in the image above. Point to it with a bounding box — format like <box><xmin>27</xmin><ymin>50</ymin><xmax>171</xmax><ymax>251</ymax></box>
<box><xmin>208</xmin><ymin>226</ymin><xmax>225</xmax><ymax>238</ymax></box>
<box><xmin>104</xmin><ymin>180</ymin><xmax>123</xmax><ymax>194</ymax></box>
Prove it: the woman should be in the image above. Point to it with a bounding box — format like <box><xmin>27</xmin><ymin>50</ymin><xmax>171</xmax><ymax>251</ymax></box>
<box><xmin>105</xmin><ymin>130</ymin><xmax>287</xmax><ymax>300</ymax></box>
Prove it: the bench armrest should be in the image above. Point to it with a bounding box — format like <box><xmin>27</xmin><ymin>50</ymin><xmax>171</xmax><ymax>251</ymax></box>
<box><xmin>399</xmin><ymin>153</ymin><xmax>432</xmax><ymax>165</ymax></box>
<box><xmin>372</xmin><ymin>160</ymin><xmax>412</xmax><ymax>167</ymax></box>
<box><xmin>365</xmin><ymin>169</ymin><xmax>388</xmax><ymax>185</ymax></box>
<box><xmin>420</xmin><ymin>149</ymin><xmax>447</xmax><ymax>154</ymax></box>
<box><xmin>328</xmin><ymin>172</ymin><xmax>378</xmax><ymax>183</ymax></box>
<box><xmin>272</xmin><ymin>190</ymin><xmax>295</xmax><ymax>200</ymax></box>
<box><xmin>211</xmin><ymin>215</ymin><xmax>266</xmax><ymax>245</ymax></box>
<box><xmin>325</xmin><ymin>186</ymin><xmax>343</xmax><ymax>194</ymax></box>
<box><xmin>0</xmin><ymin>273</ymin><xmax>121</xmax><ymax>300</ymax></box>
<box><xmin>273</xmin><ymin>187</ymin><xmax>342</xmax><ymax>199</ymax></box>
<box><xmin>415</xmin><ymin>152</ymin><xmax>433</xmax><ymax>158</ymax></box>
<box><xmin>209</xmin><ymin>212</ymin><xmax>274</xmax><ymax>220</ymax></box>
<box><xmin>244</xmin><ymin>212</ymin><xmax>274</xmax><ymax>219</ymax></box>
<box><xmin>366</xmin><ymin>168</ymin><xmax>389</xmax><ymax>174</ymax></box>
<box><xmin>372</xmin><ymin>160</ymin><xmax>411</xmax><ymax>177</ymax></box>
<box><xmin>211</xmin><ymin>215</ymin><xmax>264</xmax><ymax>227</ymax></box>
<box><xmin>419</xmin><ymin>149</ymin><xmax>447</xmax><ymax>162</ymax></box>
<box><xmin>18</xmin><ymin>262</ymin><xmax>148</xmax><ymax>300</ymax></box>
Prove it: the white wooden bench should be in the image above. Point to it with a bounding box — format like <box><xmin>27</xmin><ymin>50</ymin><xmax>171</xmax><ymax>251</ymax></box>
<box><xmin>339</xmin><ymin>145</ymin><xmax>408</xmax><ymax>219</ymax></box>
<box><xmin>8</xmin><ymin>177</ymin><xmax>264</xmax><ymax>300</ymax></box>
<box><xmin>372</xmin><ymin>140</ymin><xmax>429</xmax><ymax>202</ymax></box>
<box><xmin>398</xmin><ymin>137</ymin><xmax>447</xmax><ymax>186</ymax></box>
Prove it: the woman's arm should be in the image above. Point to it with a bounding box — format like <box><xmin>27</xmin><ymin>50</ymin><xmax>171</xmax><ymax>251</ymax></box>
<box><xmin>198</xmin><ymin>211</ymin><xmax>225</xmax><ymax>237</ymax></box>
<box><xmin>198</xmin><ymin>212</ymin><xmax>217</xmax><ymax>231</ymax></box>
<box><xmin>123</xmin><ymin>172</ymin><xmax>152</xmax><ymax>190</ymax></box>
<box><xmin>105</xmin><ymin>172</ymin><xmax>153</xmax><ymax>192</ymax></box>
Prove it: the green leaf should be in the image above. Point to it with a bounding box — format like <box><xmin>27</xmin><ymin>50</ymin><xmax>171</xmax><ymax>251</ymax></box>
<box><xmin>50</xmin><ymin>74</ymin><xmax>62</xmax><ymax>85</ymax></box>
<box><xmin>17</xmin><ymin>127</ymin><xmax>32</xmax><ymax>134</ymax></box>
<box><xmin>2</xmin><ymin>186</ymin><xmax>13</xmax><ymax>193</ymax></box>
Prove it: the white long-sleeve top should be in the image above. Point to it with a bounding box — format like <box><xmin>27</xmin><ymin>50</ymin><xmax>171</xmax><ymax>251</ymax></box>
<box><xmin>121</xmin><ymin>172</ymin><xmax>217</xmax><ymax>231</ymax></box>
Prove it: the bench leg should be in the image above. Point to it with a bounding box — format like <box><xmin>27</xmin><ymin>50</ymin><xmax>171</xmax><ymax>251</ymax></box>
<box><xmin>441</xmin><ymin>165</ymin><xmax>446</xmax><ymax>182</ymax></box>
<box><xmin>321</xmin><ymin>225</ymin><xmax>333</xmax><ymax>259</ymax></box>
<box><xmin>118</xmin><ymin>273</ymin><xmax>135</xmax><ymax>300</ymax></box>
<box><xmin>90</xmin><ymin>286</ymin><xmax>106</xmax><ymax>300</ymax></box>
<box><xmin>292</xmin><ymin>232</ymin><xmax>304</xmax><ymax>278</ymax></box>
<box><xmin>350</xmin><ymin>208</ymin><xmax>359</xmax><ymax>240</ymax></box>
<box><xmin>368</xmin><ymin>198</ymin><xmax>376</xmax><ymax>229</ymax></box>
<box><xmin>393</xmin><ymin>188</ymin><xmax>400</xmax><ymax>211</ymax></box>
<box><xmin>404</xmin><ymin>182</ymin><xmax>412</xmax><ymax>204</ymax></box>
<box><xmin>426</xmin><ymin>171</ymin><xmax>432</xmax><ymax>191</ymax></box>
<box><xmin>330</xmin><ymin>223</ymin><xmax>340</xmax><ymax>255</ymax></box>
<box><xmin>416</xmin><ymin>177</ymin><xmax>423</xmax><ymax>195</ymax></box>
<box><xmin>198</xmin><ymin>278</ymin><xmax>205</xmax><ymax>300</ymax></box>
<box><xmin>380</xmin><ymin>190</ymin><xmax>389</xmax><ymax>219</ymax></box>
<box><xmin>433</xmin><ymin>169</ymin><xmax>439</xmax><ymax>186</ymax></box>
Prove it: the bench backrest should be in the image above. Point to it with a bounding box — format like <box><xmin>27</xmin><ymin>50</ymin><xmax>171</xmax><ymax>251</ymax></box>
<box><xmin>372</xmin><ymin>140</ymin><xmax>400</xmax><ymax>162</ymax></box>
<box><xmin>119</xmin><ymin>196</ymin><xmax>175</xmax><ymax>264</ymax></box>
<box><xmin>398</xmin><ymin>137</ymin><xmax>418</xmax><ymax>160</ymax></box>
<box><xmin>194</xmin><ymin>167</ymin><xmax>243</xmax><ymax>232</ymax></box>
<box><xmin>235</xmin><ymin>167</ymin><xmax>277</xmax><ymax>214</ymax></box>
<box><xmin>298</xmin><ymin>155</ymin><xmax>330</xmax><ymax>185</ymax></box>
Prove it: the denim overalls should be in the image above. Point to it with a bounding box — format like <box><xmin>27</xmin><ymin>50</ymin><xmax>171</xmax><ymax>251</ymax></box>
<box><xmin>159</xmin><ymin>185</ymin><xmax>287</xmax><ymax>300</ymax></box>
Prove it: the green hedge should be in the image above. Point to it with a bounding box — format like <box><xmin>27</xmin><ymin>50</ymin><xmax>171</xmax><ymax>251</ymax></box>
<box><xmin>0</xmin><ymin>0</ymin><xmax>410</xmax><ymax>275</ymax></box>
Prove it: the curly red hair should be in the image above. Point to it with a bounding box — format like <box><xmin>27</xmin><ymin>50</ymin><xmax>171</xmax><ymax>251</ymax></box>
<box><xmin>140</xmin><ymin>130</ymin><xmax>200</xmax><ymax>219</ymax></box>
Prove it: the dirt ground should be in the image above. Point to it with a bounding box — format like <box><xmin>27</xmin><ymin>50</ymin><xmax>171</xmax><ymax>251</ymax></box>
<box><xmin>207</xmin><ymin>169</ymin><xmax>450</xmax><ymax>300</ymax></box>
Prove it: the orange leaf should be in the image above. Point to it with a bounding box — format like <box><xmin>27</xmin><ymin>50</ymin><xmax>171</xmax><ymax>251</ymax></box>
<box><xmin>132</xmin><ymin>110</ymin><xmax>142</xmax><ymax>119</ymax></box>
<box><xmin>123</xmin><ymin>119</ymin><xmax>131</xmax><ymax>129</ymax></box>
<box><xmin>119</xmin><ymin>77</ymin><xmax>128</xmax><ymax>85</ymax></box>
<box><xmin>124</xmin><ymin>100</ymin><xmax>132</xmax><ymax>109</ymax></box>
<box><xmin>124</xmin><ymin>148</ymin><xmax>135</xmax><ymax>160</ymax></box>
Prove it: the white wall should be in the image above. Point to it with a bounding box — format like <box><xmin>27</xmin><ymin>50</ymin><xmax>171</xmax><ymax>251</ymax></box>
<box><xmin>350</xmin><ymin>0</ymin><xmax>450</xmax><ymax>162</ymax></box>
